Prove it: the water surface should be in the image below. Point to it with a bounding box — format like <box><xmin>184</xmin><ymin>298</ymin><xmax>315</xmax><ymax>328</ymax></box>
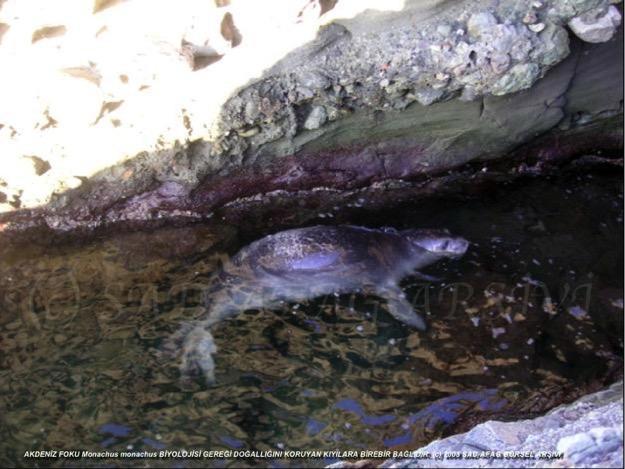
<box><xmin>0</xmin><ymin>171</ymin><xmax>622</xmax><ymax>467</ymax></box>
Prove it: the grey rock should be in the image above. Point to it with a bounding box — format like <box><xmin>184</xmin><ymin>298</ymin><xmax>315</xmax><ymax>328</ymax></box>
<box><xmin>557</xmin><ymin>432</ymin><xmax>596</xmax><ymax>460</ymax></box>
<box><xmin>568</xmin><ymin>5</ymin><xmax>622</xmax><ymax>43</ymax></box>
<box><xmin>360</xmin><ymin>382</ymin><xmax>624</xmax><ymax>469</ymax></box>
<box><xmin>557</xmin><ymin>426</ymin><xmax>623</xmax><ymax>465</ymax></box>
<box><xmin>546</xmin><ymin>0</ymin><xmax>605</xmax><ymax>21</ymax></box>
<box><xmin>303</xmin><ymin>105</ymin><xmax>327</xmax><ymax>130</ymax></box>
<box><xmin>467</xmin><ymin>12</ymin><xmax>498</xmax><ymax>38</ymax></box>
<box><xmin>463</xmin><ymin>420</ymin><xmax>524</xmax><ymax>449</ymax></box>
<box><xmin>490</xmin><ymin>52</ymin><xmax>511</xmax><ymax>74</ymax></box>
<box><xmin>491</xmin><ymin>63</ymin><xmax>540</xmax><ymax>95</ymax></box>
<box><xmin>531</xmin><ymin>22</ymin><xmax>570</xmax><ymax>66</ymax></box>
<box><xmin>413</xmin><ymin>87</ymin><xmax>444</xmax><ymax>106</ymax></box>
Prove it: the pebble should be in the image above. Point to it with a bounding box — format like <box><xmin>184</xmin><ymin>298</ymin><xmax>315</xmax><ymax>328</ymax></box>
<box><xmin>237</xmin><ymin>126</ymin><xmax>260</xmax><ymax>137</ymax></box>
<box><xmin>543</xmin><ymin>297</ymin><xmax>557</xmax><ymax>315</ymax></box>
<box><xmin>528</xmin><ymin>22</ymin><xmax>545</xmax><ymax>33</ymax></box>
<box><xmin>53</xmin><ymin>334</ymin><xmax>67</xmax><ymax>344</ymax></box>
<box><xmin>523</xmin><ymin>11</ymin><xmax>537</xmax><ymax>24</ymax></box>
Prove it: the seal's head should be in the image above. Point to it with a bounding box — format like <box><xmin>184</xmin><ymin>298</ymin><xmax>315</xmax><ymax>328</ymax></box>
<box><xmin>402</xmin><ymin>229</ymin><xmax>469</xmax><ymax>258</ymax></box>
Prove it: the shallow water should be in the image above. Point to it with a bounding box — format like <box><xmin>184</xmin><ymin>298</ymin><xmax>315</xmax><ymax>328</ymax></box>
<box><xmin>0</xmin><ymin>171</ymin><xmax>622</xmax><ymax>467</ymax></box>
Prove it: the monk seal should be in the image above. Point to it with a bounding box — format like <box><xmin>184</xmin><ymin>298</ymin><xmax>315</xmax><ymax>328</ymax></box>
<box><xmin>167</xmin><ymin>225</ymin><xmax>469</xmax><ymax>384</ymax></box>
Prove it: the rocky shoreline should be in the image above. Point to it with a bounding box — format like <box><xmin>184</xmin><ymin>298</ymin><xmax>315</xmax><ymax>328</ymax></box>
<box><xmin>328</xmin><ymin>381</ymin><xmax>623</xmax><ymax>468</ymax></box>
<box><xmin>0</xmin><ymin>0</ymin><xmax>622</xmax><ymax>243</ymax></box>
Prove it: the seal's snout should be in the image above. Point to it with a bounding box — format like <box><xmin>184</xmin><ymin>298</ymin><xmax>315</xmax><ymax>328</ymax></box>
<box><xmin>427</xmin><ymin>236</ymin><xmax>468</xmax><ymax>256</ymax></box>
<box><xmin>406</xmin><ymin>229</ymin><xmax>469</xmax><ymax>257</ymax></box>
<box><xmin>445</xmin><ymin>237</ymin><xmax>469</xmax><ymax>256</ymax></box>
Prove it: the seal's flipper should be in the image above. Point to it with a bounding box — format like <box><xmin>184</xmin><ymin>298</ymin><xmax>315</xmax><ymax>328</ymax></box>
<box><xmin>376</xmin><ymin>285</ymin><xmax>427</xmax><ymax>331</ymax></box>
<box><xmin>179</xmin><ymin>324</ymin><xmax>218</xmax><ymax>385</ymax></box>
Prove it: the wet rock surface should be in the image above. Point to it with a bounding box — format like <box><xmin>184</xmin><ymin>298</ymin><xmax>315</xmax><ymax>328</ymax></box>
<box><xmin>0</xmin><ymin>0</ymin><xmax>622</xmax><ymax>240</ymax></box>
<box><xmin>361</xmin><ymin>382</ymin><xmax>623</xmax><ymax>468</ymax></box>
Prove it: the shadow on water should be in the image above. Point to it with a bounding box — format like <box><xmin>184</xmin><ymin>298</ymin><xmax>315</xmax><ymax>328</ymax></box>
<box><xmin>0</xmin><ymin>169</ymin><xmax>622</xmax><ymax>467</ymax></box>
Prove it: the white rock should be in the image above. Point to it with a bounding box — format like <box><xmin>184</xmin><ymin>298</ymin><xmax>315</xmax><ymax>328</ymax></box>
<box><xmin>45</xmin><ymin>72</ymin><xmax>103</xmax><ymax>127</ymax></box>
<box><xmin>557</xmin><ymin>432</ymin><xmax>595</xmax><ymax>457</ymax></box>
<box><xmin>528</xmin><ymin>22</ymin><xmax>546</xmax><ymax>33</ymax></box>
<box><xmin>589</xmin><ymin>426</ymin><xmax>622</xmax><ymax>446</ymax></box>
